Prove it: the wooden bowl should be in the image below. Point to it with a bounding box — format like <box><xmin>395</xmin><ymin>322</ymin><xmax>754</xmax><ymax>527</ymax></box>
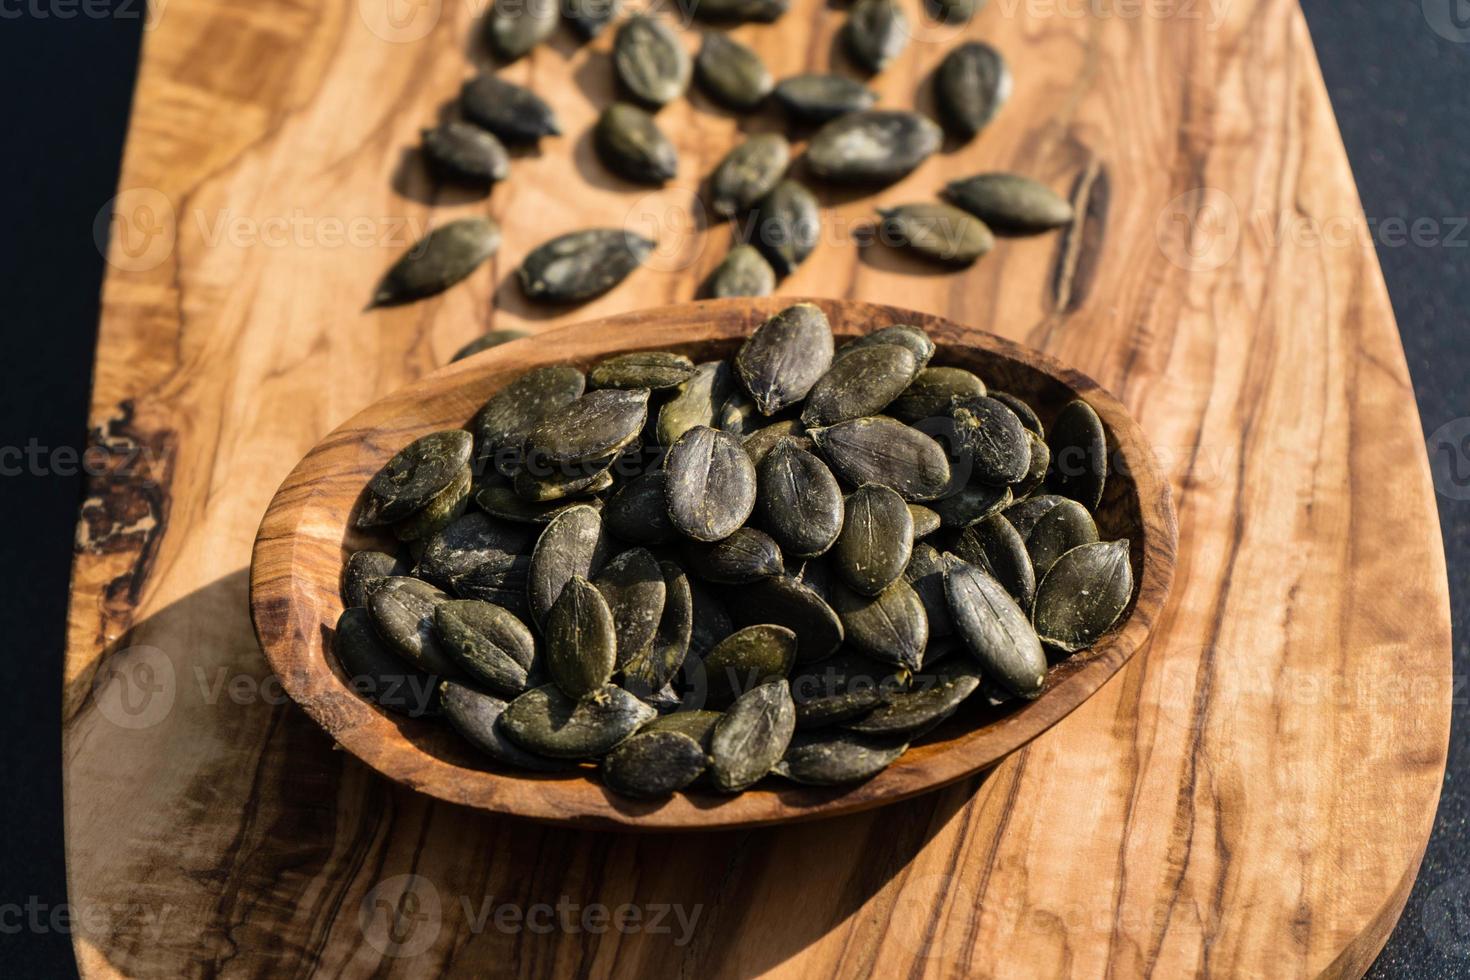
<box><xmin>250</xmin><ymin>297</ymin><xmax>1177</xmax><ymax>830</ymax></box>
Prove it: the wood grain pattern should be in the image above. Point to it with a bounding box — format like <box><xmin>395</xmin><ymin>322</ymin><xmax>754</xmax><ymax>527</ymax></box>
<box><xmin>248</xmin><ymin>298</ymin><xmax>1178</xmax><ymax>829</ymax></box>
<box><xmin>67</xmin><ymin>0</ymin><xmax>1451</xmax><ymax>974</ymax></box>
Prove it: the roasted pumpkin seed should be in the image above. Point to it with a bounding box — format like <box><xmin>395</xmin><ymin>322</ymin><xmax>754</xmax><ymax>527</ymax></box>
<box><xmin>735</xmin><ymin>303</ymin><xmax>834</xmax><ymax>415</ymax></box>
<box><xmin>485</xmin><ymin>0</ymin><xmax>558</xmax><ymax>60</ymax></box>
<box><xmin>614</xmin><ymin>15</ymin><xmax>691</xmax><ymax>107</ymax></box>
<box><xmin>844</xmin><ymin>666</ymin><xmax>979</xmax><ymax>736</ymax></box>
<box><xmin>807</xmin><ymin>111</ymin><xmax>941</xmax><ymax>185</ymax></box>
<box><xmin>802</xmin><ymin>344</ymin><xmax>918</xmax><ymax>426</ymax></box>
<box><xmin>879</xmin><ymin>203</ymin><xmax>995</xmax><ymax>265</ymax></box>
<box><xmin>706</xmin><ymin>244</ymin><xmax>777</xmax><ymax>298</ymax></box>
<box><xmin>334</xmin><ymin>607</ymin><xmax>439</xmax><ymax>717</ymax></box>
<box><xmin>709</xmin><ymin>134</ymin><xmax>790</xmax><ymax>217</ymax></box>
<box><xmin>602</xmin><ymin>730</ymin><xmax>708</xmax><ymax>797</ymax></box>
<box><xmin>450</xmin><ymin>551</ymin><xmax>533</xmax><ymax>614</ymax></box>
<box><xmin>461</xmin><ymin>74</ymin><xmax>561</xmax><ymax>144</ymax></box>
<box><xmin>830</xmin><ymin>579</ymin><xmax>929</xmax><ymax>671</ymax></box>
<box><xmin>742</xmin><ymin>419</ymin><xmax>808</xmax><ymax>465</ymax></box>
<box><xmin>790</xmin><ymin>650</ymin><xmax>897</xmax><ymax>728</ymax></box>
<box><xmin>683</xmin><ymin>527</ymin><xmax>784</xmax><ymax>583</ymax></box>
<box><xmin>544</xmin><ymin>576</ymin><xmax>618</xmax><ymax>699</ymax></box>
<box><xmin>833</xmin><ymin>483</ymin><xmax>913</xmax><ymax>595</ymax></box>
<box><xmin>566</xmin><ymin>0</ymin><xmax>621</xmax><ymax>38</ymax></box>
<box><xmin>475</xmin><ymin>484</ymin><xmax>605</xmax><ymax>524</ymax></box>
<box><xmin>1046</xmin><ymin>399</ymin><xmax>1108</xmax><ymax>509</ymax></box>
<box><xmin>343</xmin><ymin>550</ymin><xmax>407</xmax><ymax>608</ymax></box>
<box><xmin>369</xmin><ymin>218</ymin><xmax>500</xmax><ymax>308</ymax></box>
<box><xmin>589</xmin><ymin>351</ymin><xmax>695</xmax><ymax>391</ymax></box>
<box><xmin>733</xmin><ymin>575</ymin><xmax>844</xmax><ymax>662</ymax></box>
<box><xmin>843</xmin><ymin>0</ymin><xmax>908</xmax><ymax>73</ymax></box>
<box><xmin>528</xmin><ymin>504</ymin><xmax>611</xmax><ymax>626</ymax></box>
<box><xmin>748</xmin><ymin>179</ymin><xmax>820</xmax><ymax>277</ymax></box>
<box><xmin>775</xmin><ymin>731</ymin><xmax>906</xmax><ymax>784</ymax></box>
<box><xmin>836</xmin><ymin>325</ymin><xmax>936</xmax><ymax>369</ymax></box>
<box><xmin>888</xmin><ymin>367</ymin><xmax>985</xmax><ymax>423</ymax></box>
<box><xmin>949</xmin><ymin>394</ymin><xmax>1032</xmax><ymax>484</ymax></box>
<box><xmin>908</xmin><ymin>504</ymin><xmax>942</xmax><ymax>539</ymax></box>
<box><xmin>502</xmin><ymin>683</ymin><xmax>656</xmax><ymax>758</ymax></box>
<box><xmin>473</xmin><ymin>365</ymin><xmax>586</xmax><ymax>472</ymax></box>
<box><xmin>436</xmin><ymin>598</ymin><xmax>536</xmax><ymax>696</ymax></box>
<box><xmin>1025</xmin><ymin>497</ymin><xmax>1098</xmax><ymax>578</ymax></box>
<box><xmin>658</xmin><ymin>360</ymin><xmax>737</xmax><ymax>445</ymax></box>
<box><xmin>359</xmin><ymin>429</ymin><xmax>474</xmax><ymax>527</ymax></box>
<box><xmin>772</xmin><ymin>73</ymin><xmax>876</xmax><ymax>122</ymax></box>
<box><xmin>451</xmin><ymin>328</ymin><xmax>531</xmax><ymax>364</ymax></box>
<box><xmin>756</xmin><ymin>439</ymin><xmax>844</xmax><ymax>557</ymax></box>
<box><xmin>415</xmin><ymin>511</ymin><xmax>535</xmax><ymax>589</ymax></box>
<box><xmin>519</xmin><ymin>227</ymin><xmax>657</xmax><ymax>302</ymax></box>
<box><xmin>592</xmin><ymin>548</ymin><xmax>667</xmax><ymax>668</ymax></box>
<box><xmin>945</xmin><ymin>560</ymin><xmax>1046</xmax><ymax>698</ymax></box>
<box><xmin>700</xmin><ymin>624</ymin><xmax>797</xmax><ymax>705</ymax></box>
<box><xmin>369</xmin><ymin>576</ymin><xmax>462</xmax><ymax>676</ymax></box>
<box><xmin>1002</xmin><ymin>493</ymin><xmax>1068</xmax><ymax>537</ymax></box>
<box><xmin>391</xmin><ymin>464</ymin><xmax>472</xmax><ymax>541</ymax></box>
<box><xmin>945</xmin><ymin>172</ymin><xmax>1075</xmax><ymax>233</ymax></box>
<box><xmin>708</xmin><ymin>679</ymin><xmax>795</xmax><ymax>791</ymax></box>
<box><xmin>930</xmin><ymin>483</ymin><xmax>1011</xmax><ymax>529</ymax></box>
<box><xmin>603</xmin><ymin>470</ymin><xmax>679</xmax><ymax>544</ymax></box>
<box><xmin>903</xmin><ymin>543</ymin><xmax>957</xmax><ymax>637</ymax></box>
<box><xmin>440</xmin><ymin>681</ymin><xmax>576</xmax><ymax>770</ymax></box>
<box><xmin>422</xmin><ymin>122</ymin><xmax>510</xmax><ymax>185</ymax></box>
<box><xmin>695</xmin><ymin>32</ymin><xmax>773</xmax><ymax>110</ymax></box>
<box><xmin>808</xmin><ymin>416</ymin><xmax>952</xmax><ymax>501</ymax></box>
<box><xmin>952</xmin><ymin>514</ymin><xmax>1036</xmax><ymax>608</ymax></box>
<box><xmin>525</xmin><ymin>388</ymin><xmax>649</xmax><ymax>467</ymax></box>
<box><xmin>622</xmin><ymin>560</ymin><xmax>694</xmax><ymax>694</ymax></box>
<box><xmin>645</xmin><ymin>708</ymin><xmax>721</xmax><ymax>747</ymax></box>
<box><xmin>1033</xmin><ymin>539</ymin><xmax>1132</xmax><ymax>652</ymax></box>
<box><xmin>935</xmin><ymin>41</ymin><xmax>1011</xmax><ymax>139</ymax></box>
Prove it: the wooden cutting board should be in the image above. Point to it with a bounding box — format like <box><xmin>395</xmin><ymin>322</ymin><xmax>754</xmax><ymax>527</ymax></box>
<box><xmin>67</xmin><ymin>0</ymin><xmax>1451</xmax><ymax>975</ymax></box>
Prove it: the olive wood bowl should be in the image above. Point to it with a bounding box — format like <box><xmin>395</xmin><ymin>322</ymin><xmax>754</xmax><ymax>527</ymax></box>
<box><xmin>250</xmin><ymin>297</ymin><xmax>1178</xmax><ymax>830</ymax></box>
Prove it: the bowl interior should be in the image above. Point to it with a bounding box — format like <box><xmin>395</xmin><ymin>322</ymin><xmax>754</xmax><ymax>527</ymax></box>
<box><xmin>251</xmin><ymin>298</ymin><xmax>1175</xmax><ymax>830</ymax></box>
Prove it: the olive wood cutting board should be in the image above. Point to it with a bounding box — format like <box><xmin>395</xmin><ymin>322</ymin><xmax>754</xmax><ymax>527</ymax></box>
<box><xmin>66</xmin><ymin>0</ymin><xmax>1451</xmax><ymax>975</ymax></box>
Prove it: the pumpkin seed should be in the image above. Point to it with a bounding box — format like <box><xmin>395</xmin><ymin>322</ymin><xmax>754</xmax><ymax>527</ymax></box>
<box><xmin>928</xmin><ymin>0</ymin><xmax>980</xmax><ymax>22</ymax></box>
<box><xmin>684</xmin><ymin>0</ymin><xmax>788</xmax><ymax>23</ymax></box>
<box><xmin>369</xmin><ymin>576</ymin><xmax>462</xmax><ymax>676</ymax></box>
<box><xmin>614</xmin><ymin>15</ymin><xmax>691</xmax><ymax>107</ymax></box>
<box><xmin>566</xmin><ymin>0</ymin><xmax>621</xmax><ymax>38</ymax></box>
<box><xmin>415</xmin><ymin>511</ymin><xmax>535</xmax><ymax>589</ymax></box>
<box><xmin>1002</xmin><ymin>493</ymin><xmax>1068</xmax><ymax>537</ymax></box>
<box><xmin>512</xmin><ymin>454</ymin><xmax>615</xmax><ymax>502</ymax></box>
<box><xmin>945</xmin><ymin>173</ymin><xmax>1075</xmax><ymax>233</ymax></box>
<box><xmin>802</xmin><ymin>344</ymin><xmax>918</xmax><ymax>426</ymax></box>
<box><xmin>807</xmin><ymin>111</ymin><xmax>941</xmax><ymax>184</ymax></box>
<box><xmin>830</xmin><ymin>579</ymin><xmax>929</xmax><ymax>671</ymax></box>
<box><xmin>879</xmin><ymin>203</ymin><xmax>995</xmax><ymax>265</ymax></box>
<box><xmin>544</xmin><ymin>576</ymin><xmax>618</xmax><ymax>699</ymax></box>
<box><xmin>835</xmin><ymin>325</ymin><xmax>936</xmax><ymax>369</ymax></box>
<box><xmin>775</xmin><ymin>731</ymin><xmax>906</xmax><ymax>784</ymax></box>
<box><xmin>343</xmin><ymin>550</ymin><xmax>407</xmax><ymax>608</ymax></box>
<box><xmin>1033</xmin><ymin>539</ymin><xmax>1132</xmax><ymax>653</ymax></box>
<box><xmin>949</xmin><ymin>394</ymin><xmax>1032</xmax><ymax>485</ymax></box>
<box><xmin>742</xmin><ymin>420</ymin><xmax>808</xmax><ymax>465</ymax></box>
<box><xmin>706</xmin><ymin>244</ymin><xmax>777</xmax><ymax>298</ymax></box>
<box><xmin>1046</xmin><ymin>399</ymin><xmax>1108</xmax><ymax>510</ymax></box>
<box><xmin>391</xmin><ymin>465</ymin><xmax>472</xmax><ymax>541</ymax></box>
<box><xmin>790</xmin><ymin>650</ymin><xmax>898</xmax><ymax>728</ymax></box>
<box><xmin>449</xmin><ymin>552</ymin><xmax>532</xmax><ymax>615</ymax></box>
<box><xmin>658</xmin><ymin>360</ymin><xmax>737</xmax><ymax>445</ymax></box>
<box><xmin>592</xmin><ymin>548</ymin><xmax>667</xmax><ymax>668</ymax></box>
<box><xmin>844</xmin><ymin>666</ymin><xmax>979</xmax><ymax>736</ymax></box>
<box><xmin>461</xmin><ymin>74</ymin><xmax>562</xmax><ymax>144</ymax></box>
<box><xmin>485</xmin><ymin>0</ymin><xmax>558</xmax><ymax>60</ymax></box>
<box><xmin>1014</xmin><ymin>430</ymin><xmax>1050</xmax><ymax>498</ymax></box>
<box><xmin>422</xmin><ymin>122</ymin><xmax>510</xmax><ymax>185</ymax></box>
<box><xmin>1025</xmin><ymin>498</ymin><xmax>1098</xmax><ymax>578</ymax></box>
<box><xmin>451</xmin><ymin>328</ymin><xmax>531</xmax><ymax>363</ymax></box>
<box><xmin>528</xmin><ymin>504</ymin><xmax>611</xmax><ymax>626</ymax></box>
<box><xmin>733</xmin><ymin>575</ymin><xmax>844</xmax><ymax>662</ymax></box>
<box><xmin>709</xmin><ymin>134</ymin><xmax>790</xmax><ymax>217</ymax></box>
<box><xmin>695</xmin><ymin>32</ymin><xmax>773</xmax><ymax>110</ymax></box>
<box><xmin>952</xmin><ymin>514</ymin><xmax>1036</xmax><ymax>608</ymax></box>
<box><xmin>622</xmin><ymin>560</ymin><xmax>694</xmax><ymax>694</ymax></box>
<box><xmin>440</xmin><ymin>681</ymin><xmax>576</xmax><ymax>770</ymax></box>
<box><xmin>475</xmin><ymin>484</ymin><xmax>604</xmax><ymax>524</ymax></box>
<box><xmin>595</xmin><ymin>103</ymin><xmax>678</xmax><ymax>185</ymax></box>
<box><xmin>930</xmin><ymin>483</ymin><xmax>1011</xmax><ymax>529</ymax></box>
<box><xmin>589</xmin><ymin>351</ymin><xmax>695</xmax><ymax>391</ymax></box>
<box><xmin>772</xmin><ymin>73</ymin><xmax>876</xmax><ymax>122</ymax></box>
<box><xmin>435</xmin><ymin>599</ymin><xmax>536</xmax><ymax>696</ymax></box>
<box><xmin>645</xmin><ymin>709</ymin><xmax>721</xmax><ymax>747</ymax></box>
<box><xmin>664</xmin><ymin>425</ymin><xmax>758</xmax><ymax>541</ymax></box>
<box><xmin>602</xmin><ymin>730</ymin><xmax>708</xmax><ymax>797</ymax></box>
<box><xmin>749</xmin><ymin>179</ymin><xmax>820</xmax><ymax>276</ymax></box>
<box><xmin>525</xmin><ymin>388</ymin><xmax>649</xmax><ymax>467</ymax></box>
<box><xmin>945</xmin><ymin>560</ymin><xmax>1046</xmax><ymax>698</ymax></box>
<box><xmin>519</xmin><ymin>227</ymin><xmax>657</xmax><ymax>302</ymax></box>
<box><xmin>935</xmin><ymin>41</ymin><xmax>1011</xmax><ymax>139</ymax></box>
<box><xmin>473</xmin><ymin>365</ymin><xmax>586</xmax><ymax>472</ymax></box>
<box><xmin>808</xmin><ymin>416</ymin><xmax>952</xmax><ymax>502</ymax></box>
<box><xmin>903</xmin><ymin>543</ymin><xmax>956</xmax><ymax>637</ymax></box>
<box><xmin>502</xmin><ymin>683</ymin><xmax>657</xmax><ymax>758</ymax></box>
<box><xmin>833</xmin><ymin>483</ymin><xmax>913</xmax><ymax>595</ymax></box>
<box><xmin>604</xmin><ymin>470</ymin><xmax>679</xmax><ymax>544</ymax></box>
<box><xmin>359</xmin><ymin>429</ymin><xmax>474</xmax><ymax>528</ymax></box>
<box><xmin>683</xmin><ymin>527</ymin><xmax>784</xmax><ymax>583</ymax></box>
<box><xmin>369</xmin><ymin>218</ymin><xmax>500</xmax><ymax>307</ymax></box>
<box><xmin>989</xmin><ymin>390</ymin><xmax>1043</xmax><ymax>436</ymax></box>
<box><xmin>843</xmin><ymin>0</ymin><xmax>908</xmax><ymax>73</ymax></box>
<box><xmin>908</xmin><ymin>504</ymin><xmax>941</xmax><ymax>539</ymax></box>
<box><xmin>735</xmin><ymin>303</ymin><xmax>834</xmax><ymax>414</ymax></box>
<box><xmin>334</xmin><ymin>607</ymin><xmax>439</xmax><ymax>717</ymax></box>
<box><xmin>708</xmin><ymin>679</ymin><xmax>795</xmax><ymax>791</ymax></box>
<box><xmin>756</xmin><ymin>439</ymin><xmax>844</xmax><ymax>557</ymax></box>
<box><xmin>888</xmin><ymin>367</ymin><xmax>986</xmax><ymax>423</ymax></box>
<box><xmin>715</xmin><ymin>390</ymin><xmax>768</xmax><ymax>436</ymax></box>
<box><xmin>700</xmin><ymin>624</ymin><xmax>797</xmax><ymax>705</ymax></box>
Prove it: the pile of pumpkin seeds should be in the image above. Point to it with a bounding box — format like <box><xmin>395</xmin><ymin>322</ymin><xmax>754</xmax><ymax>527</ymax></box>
<box><xmin>335</xmin><ymin>304</ymin><xmax>1134</xmax><ymax>798</ymax></box>
<box><xmin>371</xmin><ymin>0</ymin><xmax>1078</xmax><ymax>323</ymax></box>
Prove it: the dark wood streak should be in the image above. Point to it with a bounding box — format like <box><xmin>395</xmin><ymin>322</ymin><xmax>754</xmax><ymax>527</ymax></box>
<box><xmin>1050</xmin><ymin>158</ymin><xmax>1109</xmax><ymax>316</ymax></box>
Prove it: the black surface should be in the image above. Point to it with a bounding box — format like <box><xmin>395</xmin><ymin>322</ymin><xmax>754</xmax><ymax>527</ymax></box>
<box><xmin>0</xmin><ymin>2</ymin><xmax>1462</xmax><ymax>976</ymax></box>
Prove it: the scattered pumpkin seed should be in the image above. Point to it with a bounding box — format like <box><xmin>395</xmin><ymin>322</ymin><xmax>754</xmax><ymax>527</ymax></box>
<box><xmin>879</xmin><ymin>203</ymin><xmax>995</xmax><ymax>266</ymax></box>
<box><xmin>622</xmin><ymin>560</ymin><xmax>694</xmax><ymax>694</ymax></box>
<box><xmin>807</xmin><ymin>111</ymin><xmax>942</xmax><ymax>185</ymax></box>
<box><xmin>836</xmin><ymin>325</ymin><xmax>936</xmax><ymax>369</ymax></box>
<box><xmin>422</xmin><ymin>122</ymin><xmax>510</xmax><ymax>185</ymax></box>
<box><xmin>1002</xmin><ymin>493</ymin><xmax>1068</xmax><ymax>537</ymax></box>
<box><xmin>935</xmin><ymin>41</ymin><xmax>1011</xmax><ymax>139</ymax></box>
<box><xmin>903</xmin><ymin>543</ymin><xmax>957</xmax><ymax>637</ymax></box>
<box><xmin>369</xmin><ymin>576</ymin><xmax>462</xmax><ymax>677</ymax></box>
<box><xmin>710</xmin><ymin>134</ymin><xmax>790</xmax><ymax>217</ymax></box>
<box><xmin>595</xmin><ymin>103</ymin><xmax>679</xmax><ymax>185</ymax></box>
<box><xmin>929</xmin><ymin>483</ymin><xmax>1012</xmax><ymax>529</ymax></box>
<box><xmin>528</xmin><ymin>504</ymin><xmax>611</xmax><ymax>626</ymax></box>
<box><xmin>525</xmin><ymin>388</ymin><xmax>649</xmax><ymax>467</ymax></box>
<box><xmin>908</xmin><ymin>504</ymin><xmax>942</xmax><ymax>539</ymax></box>
<box><xmin>945</xmin><ymin>173</ymin><xmax>1075</xmax><ymax>233</ymax></box>
<box><xmin>485</xmin><ymin>0</ymin><xmax>558</xmax><ymax>60</ymax></box>
<box><xmin>742</xmin><ymin>419</ymin><xmax>809</xmax><ymax>465</ymax></box>
<box><xmin>749</xmin><ymin>179</ymin><xmax>821</xmax><ymax>276</ymax></box>
<box><xmin>369</xmin><ymin>219</ymin><xmax>500</xmax><ymax>308</ymax></box>
<box><xmin>658</xmin><ymin>360</ymin><xmax>738</xmax><ymax>445</ymax></box>
<box><xmin>843</xmin><ymin>0</ymin><xmax>908</xmax><ymax>73</ymax></box>
<box><xmin>461</xmin><ymin>74</ymin><xmax>562</xmax><ymax>144</ymax></box>
<box><xmin>695</xmin><ymin>32</ymin><xmax>773</xmax><ymax>110</ymax></box>
<box><xmin>772</xmin><ymin>73</ymin><xmax>876</xmax><ymax>122</ymax></box>
<box><xmin>475</xmin><ymin>484</ymin><xmax>605</xmax><ymax>524</ymax></box>
<box><xmin>844</xmin><ymin>666</ymin><xmax>979</xmax><ymax>736</ymax></box>
<box><xmin>451</xmin><ymin>328</ymin><xmax>531</xmax><ymax>363</ymax></box>
<box><xmin>603</xmin><ymin>470</ymin><xmax>679</xmax><ymax>544</ymax></box>
<box><xmin>706</xmin><ymin>244</ymin><xmax>778</xmax><ymax>298</ymax></box>
<box><xmin>701</xmin><ymin>624</ymin><xmax>797</xmax><ymax>705</ymax></box>
<box><xmin>519</xmin><ymin>227</ymin><xmax>656</xmax><ymax>302</ymax></box>
<box><xmin>614</xmin><ymin>15</ymin><xmax>691</xmax><ymax>107</ymax></box>
<box><xmin>544</xmin><ymin>576</ymin><xmax>618</xmax><ymax>699</ymax></box>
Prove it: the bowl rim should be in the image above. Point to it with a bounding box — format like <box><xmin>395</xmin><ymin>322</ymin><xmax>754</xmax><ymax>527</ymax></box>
<box><xmin>249</xmin><ymin>297</ymin><xmax>1178</xmax><ymax>831</ymax></box>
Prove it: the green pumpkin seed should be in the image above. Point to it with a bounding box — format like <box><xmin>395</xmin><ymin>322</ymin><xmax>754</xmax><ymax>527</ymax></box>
<box><xmin>733</xmin><ymin>575</ymin><xmax>844</xmax><ymax>662</ymax></box>
<box><xmin>949</xmin><ymin>394</ymin><xmax>1032</xmax><ymax>484</ymax></box>
<box><xmin>1033</xmin><ymin>539</ymin><xmax>1133</xmax><ymax>653</ymax></box>
<box><xmin>614</xmin><ymin>15</ymin><xmax>691</xmax><ymax>107</ymax></box>
<box><xmin>716</xmin><ymin>390</ymin><xmax>767</xmax><ymax>435</ymax></box>
<box><xmin>908</xmin><ymin>504</ymin><xmax>941</xmax><ymax>539</ymax></box>
<box><xmin>392</xmin><ymin>465</ymin><xmax>472</xmax><ymax>541</ymax></box>
<box><xmin>450</xmin><ymin>551</ymin><xmax>532</xmax><ymax>615</ymax></box>
<box><xmin>528</xmin><ymin>504</ymin><xmax>611</xmax><ymax>626</ymax></box>
<box><xmin>622</xmin><ymin>560</ymin><xmax>694</xmax><ymax>694</ymax></box>
<box><xmin>833</xmin><ymin>483</ymin><xmax>913</xmax><ymax>595</ymax></box>
<box><xmin>742</xmin><ymin>420</ymin><xmax>808</xmax><ymax>466</ymax></box>
<box><xmin>1025</xmin><ymin>498</ymin><xmax>1098</xmax><ymax>578</ymax></box>
<box><xmin>658</xmin><ymin>360</ymin><xmax>737</xmax><ymax>445</ymax></box>
<box><xmin>645</xmin><ymin>709</ymin><xmax>721</xmax><ymax>747</ymax></box>
<box><xmin>802</xmin><ymin>344</ymin><xmax>918</xmax><ymax>426</ymax></box>
<box><xmin>415</xmin><ymin>511</ymin><xmax>536</xmax><ymax>589</ymax></box>
<box><xmin>589</xmin><ymin>351</ymin><xmax>695</xmax><ymax>391</ymax></box>
<box><xmin>1046</xmin><ymin>399</ymin><xmax>1108</xmax><ymax>510</ymax></box>
<box><xmin>592</xmin><ymin>548</ymin><xmax>667</xmax><ymax>667</ymax></box>
<box><xmin>835</xmin><ymin>325</ymin><xmax>936</xmax><ymax>369</ymax></box>
<box><xmin>807</xmin><ymin>111</ymin><xmax>941</xmax><ymax>185</ymax></box>
<box><xmin>830</xmin><ymin>579</ymin><xmax>929</xmax><ymax>672</ymax></box>
<box><xmin>440</xmin><ymin>681</ymin><xmax>576</xmax><ymax>770</ymax></box>
<box><xmin>879</xmin><ymin>203</ymin><xmax>995</xmax><ymax>265</ymax></box>
<box><xmin>435</xmin><ymin>599</ymin><xmax>536</xmax><ymax>696</ymax></box>
<box><xmin>708</xmin><ymin>679</ymin><xmax>795</xmax><ymax>791</ymax></box>
<box><xmin>461</xmin><ymin>74</ymin><xmax>561</xmax><ymax>144</ymax></box>
<box><xmin>695</xmin><ymin>32</ymin><xmax>773</xmax><ymax>110</ymax></box>
<box><xmin>843</xmin><ymin>0</ymin><xmax>908</xmax><ymax>72</ymax></box>
<box><xmin>945</xmin><ymin>173</ymin><xmax>1075</xmax><ymax>233</ymax></box>
<box><xmin>684</xmin><ymin>0</ymin><xmax>788</xmax><ymax>23</ymax></box>
<box><xmin>475</xmin><ymin>484</ymin><xmax>605</xmax><ymax>524</ymax></box>
<box><xmin>566</xmin><ymin>0</ymin><xmax>621</xmax><ymax>38</ymax></box>
<box><xmin>369</xmin><ymin>218</ymin><xmax>500</xmax><ymax>308</ymax></box>
<box><xmin>772</xmin><ymin>73</ymin><xmax>876</xmax><ymax>122</ymax></box>
<box><xmin>928</xmin><ymin>0</ymin><xmax>981</xmax><ymax>23</ymax></box>
<box><xmin>844</xmin><ymin>666</ymin><xmax>980</xmax><ymax>736</ymax></box>
<box><xmin>683</xmin><ymin>527</ymin><xmax>784</xmax><ymax>583</ymax></box>
<box><xmin>511</xmin><ymin>454</ymin><xmax>615</xmax><ymax>502</ymax></box>
<box><xmin>749</xmin><ymin>179</ymin><xmax>820</xmax><ymax>276</ymax></box>
<box><xmin>451</xmin><ymin>328</ymin><xmax>531</xmax><ymax>363</ymax></box>
<box><xmin>525</xmin><ymin>388</ymin><xmax>649</xmax><ymax>467</ymax></box>
<box><xmin>544</xmin><ymin>576</ymin><xmax>618</xmax><ymax>699</ymax></box>
<box><xmin>888</xmin><ymin>367</ymin><xmax>986</xmax><ymax>423</ymax></box>
<box><xmin>709</xmin><ymin>134</ymin><xmax>790</xmax><ymax>217</ymax></box>
<box><xmin>757</xmin><ymin>439</ymin><xmax>844</xmax><ymax>557</ymax></box>
<box><xmin>952</xmin><ymin>514</ymin><xmax>1036</xmax><ymax>608</ymax></box>
<box><xmin>485</xmin><ymin>0</ymin><xmax>558</xmax><ymax>60</ymax></box>
<box><xmin>343</xmin><ymin>550</ymin><xmax>407</xmax><ymax>608</ymax></box>
<box><xmin>775</xmin><ymin>731</ymin><xmax>906</xmax><ymax>785</ymax></box>
<box><xmin>930</xmin><ymin>483</ymin><xmax>1011</xmax><ymax>529</ymax></box>
<box><xmin>501</xmin><ymin>683</ymin><xmax>657</xmax><ymax>758</ymax></box>
<box><xmin>989</xmin><ymin>390</ymin><xmax>1043</xmax><ymax>436</ymax></box>
<box><xmin>595</xmin><ymin>103</ymin><xmax>678</xmax><ymax>185</ymax></box>
<box><xmin>945</xmin><ymin>560</ymin><xmax>1046</xmax><ymax>698</ymax></box>
<box><xmin>790</xmin><ymin>650</ymin><xmax>898</xmax><ymax>728</ymax></box>
<box><xmin>519</xmin><ymin>227</ymin><xmax>657</xmax><ymax>302</ymax></box>
<box><xmin>422</xmin><ymin>122</ymin><xmax>510</xmax><ymax>185</ymax></box>
<box><xmin>334</xmin><ymin>607</ymin><xmax>439</xmax><ymax>717</ymax></box>
<box><xmin>936</xmin><ymin>41</ymin><xmax>1011</xmax><ymax>139</ymax></box>
<box><xmin>1014</xmin><ymin>431</ymin><xmax>1050</xmax><ymax>498</ymax></box>
<box><xmin>473</xmin><ymin>365</ymin><xmax>586</xmax><ymax>472</ymax></box>
<box><xmin>735</xmin><ymin>303</ymin><xmax>834</xmax><ymax>415</ymax></box>
<box><xmin>903</xmin><ymin>543</ymin><xmax>956</xmax><ymax>637</ymax></box>
<box><xmin>369</xmin><ymin>576</ymin><xmax>462</xmax><ymax>676</ymax></box>
<box><xmin>700</xmin><ymin>624</ymin><xmax>797</xmax><ymax>705</ymax></box>
<box><xmin>706</xmin><ymin>244</ymin><xmax>777</xmax><ymax>298</ymax></box>
<box><xmin>1002</xmin><ymin>493</ymin><xmax>1068</xmax><ymax>537</ymax></box>
<box><xmin>603</xmin><ymin>470</ymin><xmax>679</xmax><ymax>545</ymax></box>
<box><xmin>809</xmin><ymin>416</ymin><xmax>952</xmax><ymax>502</ymax></box>
<box><xmin>359</xmin><ymin>429</ymin><xmax>473</xmax><ymax>527</ymax></box>
<box><xmin>664</xmin><ymin>425</ymin><xmax>757</xmax><ymax>541</ymax></box>
<box><xmin>602</xmin><ymin>730</ymin><xmax>708</xmax><ymax>798</ymax></box>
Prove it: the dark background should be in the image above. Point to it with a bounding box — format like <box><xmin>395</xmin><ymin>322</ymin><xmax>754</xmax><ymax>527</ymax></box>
<box><xmin>0</xmin><ymin>0</ymin><xmax>1463</xmax><ymax>975</ymax></box>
